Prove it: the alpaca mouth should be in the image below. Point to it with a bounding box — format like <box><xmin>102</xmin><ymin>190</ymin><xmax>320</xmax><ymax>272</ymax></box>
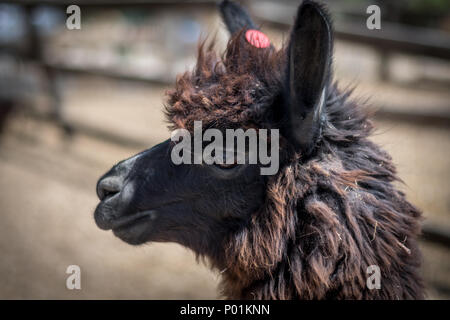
<box><xmin>94</xmin><ymin>196</ymin><xmax>181</xmax><ymax>245</ymax></box>
<box><xmin>94</xmin><ymin>205</ymin><xmax>156</xmax><ymax>231</ymax></box>
<box><xmin>110</xmin><ymin>210</ymin><xmax>156</xmax><ymax>232</ymax></box>
<box><xmin>95</xmin><ymin>199</ymin><xmax>182</xmax><ymax>231</ymax></box>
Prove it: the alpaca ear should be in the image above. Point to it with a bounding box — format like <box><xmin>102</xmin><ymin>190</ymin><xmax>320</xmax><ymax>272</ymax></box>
<box><xmin>283</xmin><ymin>1</ymin><xmax>332</xmax><ymax>157</ymax></box>
<box><xmin>219</xmin><ymin>0</ymin><xmax>257</xmax><ymax>35</ymax></box>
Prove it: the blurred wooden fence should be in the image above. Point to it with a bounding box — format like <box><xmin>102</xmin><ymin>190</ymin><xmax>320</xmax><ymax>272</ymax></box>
<box><xmin>1</xmin><ymin>0</ymin><xmax>449</xmax><ymax>247</ymax></box>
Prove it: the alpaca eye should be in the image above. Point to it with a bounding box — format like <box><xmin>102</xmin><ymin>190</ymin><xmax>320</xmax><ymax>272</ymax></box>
<box><xmin>215</xmin><ymin>162</ymin><xmax>238</xmax><ymax>169</ymax></box>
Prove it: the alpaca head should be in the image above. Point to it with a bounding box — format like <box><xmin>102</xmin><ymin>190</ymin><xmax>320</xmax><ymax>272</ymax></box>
<box><xmin>94</xmin><ymin>0</ymin><xmax>333</xmax><ymax>249</ymax></box>
<box><xmin>94</xmin><ymin>1</ymin><xmax>424</xmax><ymax>300</ymax></box>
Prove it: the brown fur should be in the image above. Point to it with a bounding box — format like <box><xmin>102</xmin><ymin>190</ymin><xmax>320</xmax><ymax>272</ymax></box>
<box><xmin>164</xmin><ymin>33</ymin><xmax>424</xmax><ymax>299</ymax></box>
<box><xmin>166</xmin><ymin>33</ymin><xmax>284</xmax><ymax>132</ymax></box>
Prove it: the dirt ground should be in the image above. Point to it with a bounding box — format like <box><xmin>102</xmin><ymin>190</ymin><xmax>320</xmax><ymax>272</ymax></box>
<box><xmin>0</xmin><ymin>38</ymin><xmax>449</xmax><ymax>299</ymax></box>
<box><xmin>0</xmin><ymin>117</ymin><xmax>219</xmax><ymax>299</ymax></box>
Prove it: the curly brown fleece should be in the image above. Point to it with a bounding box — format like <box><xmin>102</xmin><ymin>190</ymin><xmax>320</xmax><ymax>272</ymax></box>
<box><xmin>164</xmin><ymin>33</ymin><xmax>424</xmax><ymax>299</ymax></box>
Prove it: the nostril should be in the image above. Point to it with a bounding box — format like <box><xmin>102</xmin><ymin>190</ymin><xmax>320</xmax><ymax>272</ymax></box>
<box><xmin>97</xmin><ymin>177</ymin><xmax>122</xmax><ymax>201</ymax></box>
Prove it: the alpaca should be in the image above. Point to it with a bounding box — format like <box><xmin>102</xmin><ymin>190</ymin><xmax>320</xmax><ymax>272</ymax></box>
<box><xmin>94</xmin><ymin>0</ymin><xmax>424</xmax><ymax>299</ymax></box>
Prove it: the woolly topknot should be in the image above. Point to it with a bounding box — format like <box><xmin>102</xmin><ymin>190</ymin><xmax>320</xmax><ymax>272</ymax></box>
<box><xmin>165</xmin><ymin>32</ymin><xmax>285</xmax><ymax>132</ymax></box>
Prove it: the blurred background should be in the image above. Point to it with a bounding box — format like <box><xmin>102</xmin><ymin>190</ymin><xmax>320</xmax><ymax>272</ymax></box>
<box><xmin>0</xmin><ymin>0</ymin><xmax>449</xmax><ymax>299</ymax></box>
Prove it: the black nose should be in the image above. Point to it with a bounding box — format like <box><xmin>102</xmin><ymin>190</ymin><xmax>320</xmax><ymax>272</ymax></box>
<box><xmin>96</xmin><ymin>177</ymin><xmax>122</xmax><ymax>201</ymax></box>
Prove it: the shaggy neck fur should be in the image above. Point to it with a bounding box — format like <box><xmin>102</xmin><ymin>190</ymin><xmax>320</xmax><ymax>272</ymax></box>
<box><xmin>220</xmin><ymin>84</ymin><xmax>423</xmax><ymax>299</ymax></box>
<box><xmin>165</xmin><ymin>35</ymin><xmax>424</xmax><ymax>300</ymax></box>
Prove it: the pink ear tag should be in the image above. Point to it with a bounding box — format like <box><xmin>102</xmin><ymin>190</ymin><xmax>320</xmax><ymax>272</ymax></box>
<box><xmin>245</xmin><ymin>29</ymin><xmax>270</xmax><ymax>48</ymax></box>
